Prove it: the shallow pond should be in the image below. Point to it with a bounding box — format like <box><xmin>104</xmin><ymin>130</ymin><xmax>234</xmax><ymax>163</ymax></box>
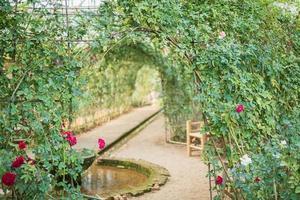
<box><xmin>81</xmin><ymin>164</ymin><xmax>147</xmax><ymax>197</ymax></box>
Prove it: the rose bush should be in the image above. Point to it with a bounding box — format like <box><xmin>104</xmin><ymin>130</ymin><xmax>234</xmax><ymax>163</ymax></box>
<box><xmin>0</xmin><ymin>0</ymin><xmax>86</xmax><ymax>198</ymax></box>
<box><xmin>1</xmin><ymin>0</ymin><xmax>299</xmax><ymax>199</ymax></box>
<box><xmin>90</xmin><ymin>0</ymin><xmax>300</xmax><ymax>199</ymax></box>
<box><xmin>230</xmin><ymin>127</ymin><xmax>300</xmax><ymax>199</ymax></box>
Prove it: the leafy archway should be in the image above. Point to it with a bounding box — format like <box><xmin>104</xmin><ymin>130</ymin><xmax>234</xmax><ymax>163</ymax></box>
<box><xmin>1</xmin><ymin>0</ymin><xmax>299</xmax><ymax>199</ymax></box>
<box><xmin>74</xmin><ymin>41</ymin><xmax>199</xmax><ymax>140</ymax></box>
<box><xmin>89</xmin><ymin>1</ymin><xmax>300</xmax><ymax>198</ymax></box>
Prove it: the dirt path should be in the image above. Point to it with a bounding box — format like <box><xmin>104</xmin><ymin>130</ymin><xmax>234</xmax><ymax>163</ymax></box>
<box><xmin>111</xmin><ymin>114</ymin><xmax>211</xmax><ymax>200</ymax></box>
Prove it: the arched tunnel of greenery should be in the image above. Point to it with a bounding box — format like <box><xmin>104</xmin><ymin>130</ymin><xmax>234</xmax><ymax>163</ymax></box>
<box><xmin>74</xmin><ymin>43</ymin><xmax>200</xmax><ymax>139</ymax></box>
<box><xmin>72</xmin><ymin>45</ymin><xmax>162</xmax><ymax>133</ymax></box>
<box><xmin>0</xmin><ymin>0</ymin><xmax>299</xmax><ymax>199</ymax></box>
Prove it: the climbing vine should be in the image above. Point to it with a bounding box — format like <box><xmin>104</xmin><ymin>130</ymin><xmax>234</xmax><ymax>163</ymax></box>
<box><xmin>0</xmin><ymin>0</ymin><xmax>86</xmax><ymax>198</ymax></box>
<box><xmin>90</xmin><ymin>0</ymin><xmax>300</xmax><ymax>199</ymax></box>
<box><xmin>1</xmin><ymin>0</ymin><xmax>300</xmax><ymax>199</ymax></box>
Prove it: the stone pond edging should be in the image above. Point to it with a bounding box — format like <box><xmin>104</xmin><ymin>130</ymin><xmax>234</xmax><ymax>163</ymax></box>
<box><xmin>84</xmin><ymin>158</ymin><xmax>170</xmax><ymax>200</ymax></box>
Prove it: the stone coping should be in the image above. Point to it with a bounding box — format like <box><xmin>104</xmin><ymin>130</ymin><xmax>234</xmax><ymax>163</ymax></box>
<box><xmin>84</xmin><ymin>158</ymin><xmax>170</xmax><ymax>200</ymax></box>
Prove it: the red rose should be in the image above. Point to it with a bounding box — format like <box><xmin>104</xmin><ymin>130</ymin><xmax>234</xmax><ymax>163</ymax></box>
<box><xmin>18</xmin><ymin>141</ymin><xmax>26</xmax><ymax>150</ymax></box>
<box><xmin>255</xmin><ymin>177</ymin><xmax>261</xmax><ymax>183</ymax></box>
<box><xmin>216</xmin><ymin>175</ymin><xmax>223</xmax><ymax>185</ymax></box>
<box><xmin>1</xmin><ymin>172</ymin><xmax>16</xmax><ymax>186</ymax></box>
<box><xmin>235</xmin><ymin>104</ymin><xmax>245</xmax><ymax>113</ymax></box>
<box><xmin>62</xmin><ymin>131</ymin><xmax>73</xmax><ymax>137</ymax></box>
<box><xmin>11</xmin><ymin>156</ymin><xmax>25</xmax><ymax>168</ymax></box>
<box><xmin>66</xmin><ymin>135</ymin><xmax>77</xmax><ymax>146</ymax></box>
<box><xmin>62</xmin><ymin>131</ymin><xmax>77</xmax><ymax>146</ymax></box>
<box><xmin>98</xmin><ymin>138</ymin><xmax>106</xmax><ymax>150</ymax></box>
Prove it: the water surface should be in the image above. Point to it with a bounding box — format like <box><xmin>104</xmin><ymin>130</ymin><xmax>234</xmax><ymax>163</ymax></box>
<box><xmin>81</xmin><ymin>164</ymin><xmax>147</xmax><ymax>197</ymax></box>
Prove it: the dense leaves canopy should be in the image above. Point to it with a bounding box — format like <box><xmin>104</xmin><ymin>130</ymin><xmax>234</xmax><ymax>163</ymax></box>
<box><xmin>0</xmin><ymin>0</ymin><xmax>299</xmax><ymax>199</ymax></box>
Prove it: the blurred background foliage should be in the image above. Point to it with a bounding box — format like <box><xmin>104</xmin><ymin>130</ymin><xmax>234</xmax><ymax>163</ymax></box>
<box><xmin>72</xmin><ymin>54</ymin><xmax>162</xmax><ymax>133</ymax></box>
<box><xmin>72</xmin><ymin>42</ymin><xmax>200</xmax><ymax>141</ymax></box>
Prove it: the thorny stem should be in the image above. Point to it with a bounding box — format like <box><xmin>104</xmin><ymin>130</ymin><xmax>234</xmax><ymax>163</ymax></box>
<box><xmin>203</xmin><ymin>114</ymin><xmax>245</xmax><ymax>200</ymax></box>
<box><xmin>273</xmin><ymin>178</ymin><xmax>278</xmax><ymax>200</ymax></box>
<box><xmin>210</xmin><ymin>137</ymin><xmax>245</xmax><ymax>200</ymax></box>
<box><xmin>208</xmin><ymin>163</ymin><xmax>213</xmax><ymax>200</ymax></box>
<box><xmin>228</xmin><ymin>125</ymin><xmax>244</xmax><ymax>154</ymax></box>
<box><xmin>10</xmin><ymin>70</ymin><xmax>29</xmax><ymax>102</ymax></box>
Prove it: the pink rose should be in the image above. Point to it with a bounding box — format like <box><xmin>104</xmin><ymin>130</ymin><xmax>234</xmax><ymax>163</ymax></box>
<box><xmin>98</xmin><ymin>138</ymin><xmax>106</xmax><ymax>150</ymax></box>
<box><xmin>235</xmin><ymin>104</ymin><xmax>245</xmax><ymax>113</ymax></box>
<box><xmin>62</xmin><ymin>131</ymin><xmax>77</xmax><ymax>146</ymax></box>
<box><xmin>219</xmin><ymin>31</ymin><xmax>226</xmax><ymax>39</ymax></box>
<box><xmin>66</xmin><ymin>134</ymin><xmax>77</xmax><ymax>146</ymax></box>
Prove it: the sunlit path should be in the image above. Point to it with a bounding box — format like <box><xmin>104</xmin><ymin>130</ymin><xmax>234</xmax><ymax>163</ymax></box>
<box><xmin>112</xmin><ymin>115</ymin><xmax>210</xmax><ymax>200</ymax></box>
<box><xmin>75</xmin><ymin>105</ymin><xmax>160</xmax><ymax>151</ymax></box>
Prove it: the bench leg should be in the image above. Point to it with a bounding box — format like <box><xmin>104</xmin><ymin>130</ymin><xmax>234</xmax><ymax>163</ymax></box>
<box><xmin>186</xmin><ymin>120</ymin><xmax>191</xmax><ymax>156</ymax></box>
<box><xmin>187</xmin><ymin>136</ymin><xmax>191</xmax><ymax>156</ymax></box>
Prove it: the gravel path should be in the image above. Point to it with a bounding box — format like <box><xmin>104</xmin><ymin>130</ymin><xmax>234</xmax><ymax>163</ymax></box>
<box><xmin>111</xmin><ymin>114</ymin><xmax>211</xmax><ymax>200</ymax></box>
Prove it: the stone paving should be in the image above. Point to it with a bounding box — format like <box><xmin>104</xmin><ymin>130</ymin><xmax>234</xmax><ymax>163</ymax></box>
<box><xmin>75</xmin><ymin>105</ymin><xmax>160</xmax><ymax>151</ymax></box>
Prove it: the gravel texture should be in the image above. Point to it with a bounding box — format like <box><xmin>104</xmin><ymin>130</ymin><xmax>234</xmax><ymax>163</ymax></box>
<box><xmin>111</xmin><ymin>114</ymin><xmax>211</xmax><ymax>200</ymax></box>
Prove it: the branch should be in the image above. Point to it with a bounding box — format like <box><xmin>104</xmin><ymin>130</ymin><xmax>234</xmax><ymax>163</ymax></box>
<box><xmin>203</xmin><ymin>114</ymin><xmax>245</xmax><ymax>200</ymax></box>
<box><xmin>10</xmin><ymin>70</ymin><xmax>29</xmax><ymax>102</ymax></box>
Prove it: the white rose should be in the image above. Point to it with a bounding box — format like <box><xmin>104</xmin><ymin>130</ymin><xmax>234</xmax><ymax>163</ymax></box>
<box><xmin>280</xmin><ymin>140</ymin><xmax>287</xmax><ymax>145</ymax></box>
<box><xmin>240</xmin><ymin>154</ymin><xmax>252</xmax><ymax>166</ymax></box>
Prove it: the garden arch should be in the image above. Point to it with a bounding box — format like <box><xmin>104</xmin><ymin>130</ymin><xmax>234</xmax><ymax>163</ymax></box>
<box><xmin>75</xmin><ymin>40</ymin><xmax>200</xmax><ymax>141</ymax></box>
<box><xmin>1</xmin><ymin>0</ymin><xmax>299</xmax><ymax>199</ymax></box>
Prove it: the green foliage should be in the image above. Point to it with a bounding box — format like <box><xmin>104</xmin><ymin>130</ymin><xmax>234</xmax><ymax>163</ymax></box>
<box><xmin>1</xmin><ymin>0</ymin><xmax>299</xmax><ymax>198</ymax></box>
<box><xmin>0</xmin><ymin>0</ymin><xmax>85</xmax><ymax>198</ymax></box>
<box><xmin>131</xmin><ymin>66</ymin><xmax>161</xmax><ymax>106</ymax></box>
<box><xmin>73</xmin><ymin>44</ymin><xmax>163</xmax><ymax>132</ymax></box>
<box><xmin>230</xmin><ymin>120</ymin><xmax>300</xmax><ymax>199</ymax></box>
<box><xmin>76</xmin><ymin>59</ymin><xmax>141</xmax><ymax>116</ymax></box>
<box><xmin>91</xmin><ymin>0</ymin><xmax>300</xmax><ymax>198</ymax></box>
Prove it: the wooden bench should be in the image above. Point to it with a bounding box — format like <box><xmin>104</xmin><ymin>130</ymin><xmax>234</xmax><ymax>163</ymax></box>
<box><xmin>186</xmin><ymin>120</ymin><xmax>208</xmax><ymax>156</ymax></box>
